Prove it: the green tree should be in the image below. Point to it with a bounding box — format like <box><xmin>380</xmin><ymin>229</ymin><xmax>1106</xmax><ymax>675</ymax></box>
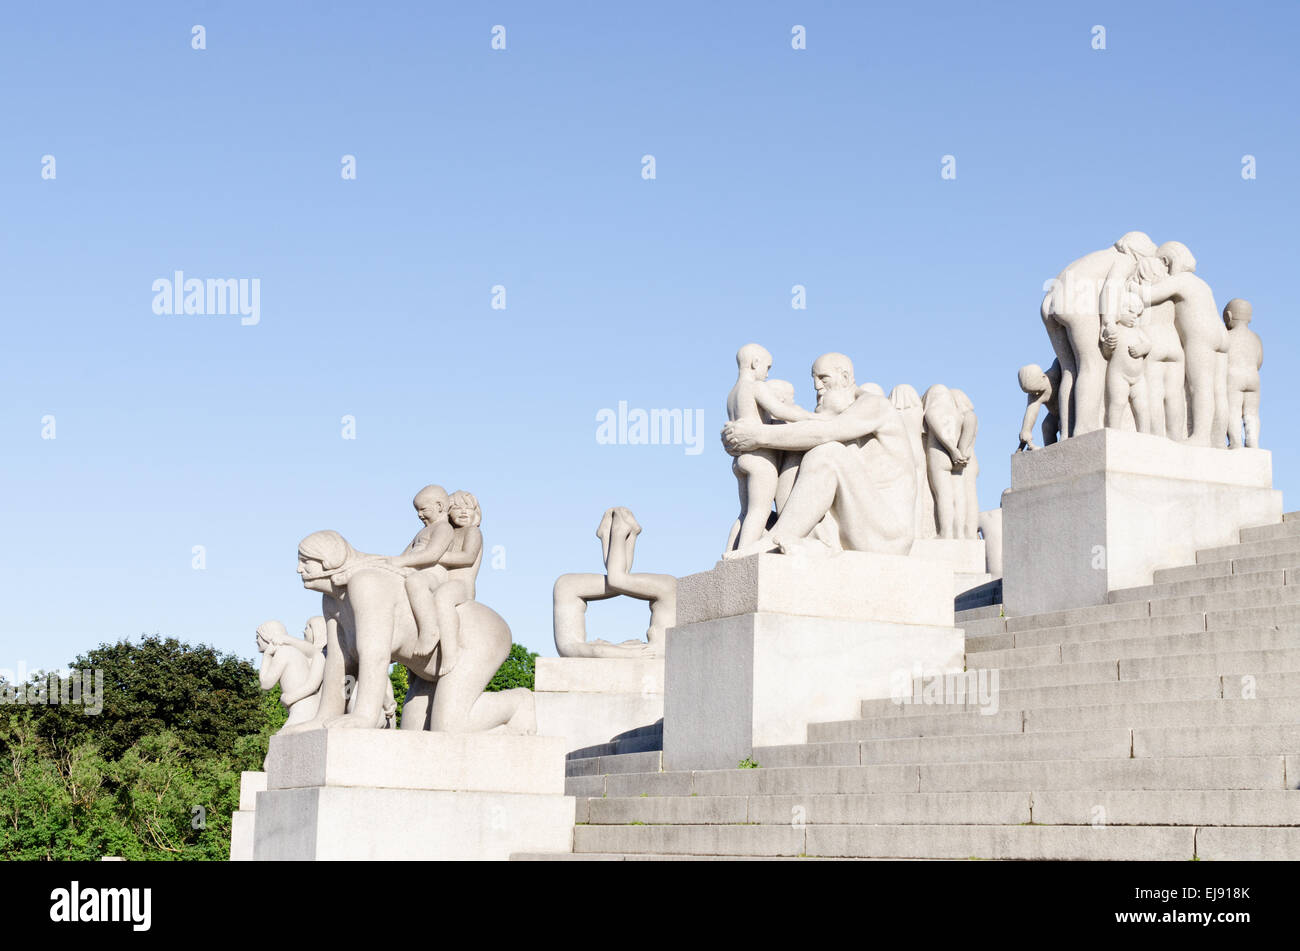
<box><xmin>487</xmin><ymin>644</ymin><xmax>537</xmax><ymax>692</ymax></box>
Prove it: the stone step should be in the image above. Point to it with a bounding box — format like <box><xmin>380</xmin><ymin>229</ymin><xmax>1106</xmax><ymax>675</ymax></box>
<box><xmin>565</xmin><ymin>731</ymin><xmax>664</xmax><ymax>761</ymax></box>
<box><xmin>861</xmin><ymin>671</ymin><xmax>1300</xmax><ymax>720</ymax></box>
<box><xmin>969</xmin><ymin>627</ymin><xmax>1300</xmax><ymax>671</ymax></box>
<box><xmin>1240</xmin><ymin>520</ymin><xmax>1300</xmax><ymax>543</ymax></box>
<box><xmin>576</xmin><ymin>789</ymin><xmax>1300</xmax><ymax>828</ymax></box>
<box><xmin>954</xmin><ymin>604</ymin><xmax>1004</xmax><ymax>623</ymax></box>
<box><xmin>1155</xmin><ymin>552</ymin><xmax>1300</xmax><ymax>584</ymax></box>
<box><xmin>961</xmin><ymin>647</ymin><xmax>1300</xmax><ymax>692</ymax></box>
<box><xmin>511</xmin><ymin>852</ymin><xmax>850</xmax><ymax>861</ymax></box>
<box><xmin>1108</xmin><ymin>568</ymin><xmax>1288</xmax><ymax>605</ymax></box>
<box><xmin>1197</xmin><ymin>536</ymin><xmax>1300</xmax><ymax>565</ymax></box>
<box><xmin>755</xmin><ymin>724</ymin><xmax>1300</xmax><ymax>769</ymax></box>
<box><xmin>580</xmin><ymin>754</ymin><xmax>1292</xmax><ymax>799</ymax></box>
<box><xmin>568</xmin><ymin>822</ymin><xmax>1211</xmax><ymax>859</ymax></box>
<box><xmin>969</xmin><ymin>604</ymin><xmax>1300</xmax><ymax>654</ymax></box>
<box><xmin>811</xmin><ymin>697</ymin><xmax>1300</xmax><ymax>742</ymax></box>
<box><xmin>565</xmin><ymin>750</ymin><xmax>661</xmax><ymax>778</ymax></box>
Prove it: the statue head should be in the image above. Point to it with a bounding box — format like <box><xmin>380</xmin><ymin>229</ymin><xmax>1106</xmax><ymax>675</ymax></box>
<box><xmin>448</xmin><ymin>490</ymin><xmax>482</xmax><ymax>528</ymax></box>
<box><xmin>951</xmin><ymin>388</ymin><xmax>974</xmax><ymax>414</ymax></box>
<box><xmin>857</xmin><ymin>382</ymin><xmax>885</xmax><ymax>397</ymax></box>
<box><xmin>1224</xmin><ymin>298</ymin><xmax>1252</xmax><ymax>328</ymax></box>
<box><xmin>413</xmin><ymin>485</ymin><xmax>450</xmax><ymax>526</ymax></box>
<box><xmin>889</xmin><ymin>383</ymin><xmax>921</xmax><ymax>411</ymax></box>
<box><xmin>255</xmin><ymin>619</ymin><xmax>289</xmax><ymax>652</ymax></box>
<box><xmin>811</xmin><ymin>352</ymin><xmax>856</xmax><ymax>413</ymax></box>
<box><xmin>302</xmin><ymin>616</ymin><xmax>327</xmax><ymax>648</ymax></box>
<box><xmin>767</xmin><ymin>379</ymin><xmax>796</xmax><ymax>404</ymax></box>
<box><xmin>1017</xmin><ymin>365</ymin><xmax>1047</xmax><ymax>394</ymax></box>
<box><xmin>297</xmin><ymin>530</ymin><xmax>354</xmax><ymax>592</ymax></box>
<box><xmin>1157</xmin><ymin>240</ymin><xmax>1196</xmax><ymax>276</ymax></box>
<box><xmin>1114</xmin><ymin>231</ymin><xmax>1157</xmax><ymax>259</ymax></box>
<box><xmin>736</xmin><ymin>343</ymin><xmax>772</xmax><ymax>381</ymax></box>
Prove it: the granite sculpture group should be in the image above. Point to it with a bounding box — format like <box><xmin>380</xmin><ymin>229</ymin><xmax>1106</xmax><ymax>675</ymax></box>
<box><xmin>240</xmin><ymin>228</ymin><xmax>1267</xmax><ymax>861</ymax></box>
<box><xmin>1021</xmin><ymin>232</ymin><xmax>1263</xmax><ymax>451</ymax></box>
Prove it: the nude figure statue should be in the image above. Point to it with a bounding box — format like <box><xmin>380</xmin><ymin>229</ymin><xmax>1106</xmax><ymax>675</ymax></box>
<box><xmin>950</xmin><ymin>388</ymin><xmax>980</xmax><ymax>540</ymax></box>
<box><xmin>1040</xmin><ymin>231</ymin><xmax>1159</xmax><ymax>437</ymax></box>
<box><xmin>721</xmin><ymin>352</ymin><xmax>916</xmax><ymax>557</ymax></box>
<box><xmin>726</xmin><ymin>344</ymin><xmax>816</xmax><ymax>552</ymax></box>
<box><xmin>1140</xmin><ymin>241</ymin><xmax>1230</xmax><ymax>447</ymax></box>
<box><xmin>553</xmin><ymin>507</ymin><xmax>677</xmax><ymax>658</ymax></box>
<box><xmin>1223</xmin><ymin>298</ymin><xmax>1263</xmax><ymax>448</ymax></box>
<box><xmin>256</xmin><ymin>618</ymin><xmax>326</xmax><ymax>731</ymax></box>
<box><xmin>291</xmin><ymin>529</ymin><xmax>534</xmax><ymax>735</ymax></box>
<box><xmin>890</xmin><ymin>384</ymin><xmax>936</xmax><ymax>539</ymax></box>
<box><xmin>922</xmin><ymin>384</ymin><xmax>969</xmax><ymax>540</ymax></box>
<box><xmin>1102</xmin><ymin>289</ymin><xmax>1153</xmax><ymax>433</ymax></box>
<box><xmin>1016</xmin><ymin>360</ymin><xmax>1061</xmax><ymax>451</ymax></box>
<box><xmin>1137</xmin><ymin>292</ymin><xmax>1187</xmax><ymax>441</ymax></box>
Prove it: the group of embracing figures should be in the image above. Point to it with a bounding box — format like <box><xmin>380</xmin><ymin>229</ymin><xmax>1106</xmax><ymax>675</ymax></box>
<box><xmin>255</xmin><ymin>485</ymin><xmax>535</xmax><ymax>741</ymax></box>
<box><xmin>720</xmin><ymin>344</ymin><xmax>984</xmax><ymax>561</ymax></box>
<box><xmin>1019</xmin><ymin>231</ymin><xmax>1263</xmax><ymax>451</ymax></box>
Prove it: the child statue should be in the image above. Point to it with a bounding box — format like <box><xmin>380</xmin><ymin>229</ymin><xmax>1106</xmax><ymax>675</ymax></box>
<box><xmin>1103</xmin><ymin>288</ymin><xmax>1153</xmax><ymax>433</ymax></box>
<box><xmin>1016</xmin><ymin>360</ymin><xmax>1061</xmax><ymax>451</ymax></box>
<box><xmin>1223</xmin><ymin>298</ymin><xmax>1263</xmax><ymax>448</ymax></box>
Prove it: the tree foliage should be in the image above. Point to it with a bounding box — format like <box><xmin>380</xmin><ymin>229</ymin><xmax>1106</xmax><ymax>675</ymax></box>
<box><xmin>0</xmin><ymin>637</ymin><xmax>538</xmax><ymax>858</ymax></box>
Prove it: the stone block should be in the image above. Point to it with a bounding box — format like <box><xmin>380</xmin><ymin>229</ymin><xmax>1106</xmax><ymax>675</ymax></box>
<box><xmin>1002</xmin><ymin>429</ymin><xmax>1281</xmax><ymax>617</ymax></box>
<box><xmin>675</xmin><ymin>551</ymin><xmax>954</xmax><ymax>628</ymax></box>
<box><xmin>534</xmin><ymin>657</ymin><xmax>664</xmax><ymax>754</ymax></box>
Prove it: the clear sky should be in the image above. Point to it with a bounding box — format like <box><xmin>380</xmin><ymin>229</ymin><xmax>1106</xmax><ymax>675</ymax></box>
<box><xmin>3</xmin><ymin>1</ymin><xmax>1297</xmax><ymax>673</ymax></box>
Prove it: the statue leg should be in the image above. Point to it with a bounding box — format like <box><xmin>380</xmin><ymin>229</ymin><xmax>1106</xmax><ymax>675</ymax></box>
<box><xmin>1130</xmin><ymin>376</ymin><xmax>1151</xmax><ymax>435</ymax></box>
<box><xmin>552</xmin><ymin>572</ymin><xmax>616</xmax><ymax>657</ymax></box>
<box><xmin>1165</xmin><ymin>359</ymin><xmax>1187</xmax><ymax>441</ymax></box>
<box><xmin>766</xmin><ymin>441</ymin><xmax>842</xmax><ymax>542</ymax></box>
<box><xmin>735</xmin><ymin>451</ymin><xmax>780</xmax><ymax>548</ymax></box>
<box><xmin>1243</xmin><ymin>388</ymin><xmax>1261</xmax><ymax>448</ymax></box>
<box><xmin>327</xmin><ymin>578</ymin><xmax>394</xmax><ymax>729</ymax></box>
<box><xmin>1227</xmin><ymin>387</ymin><xmax>1246</xmax><ymax>449</ymax></box>
<box><xmin>401</xmin><ymin>675</ymin><xmax>435</xmax><ymax>731</ymax></box>
<box><xmin>1044</xmin><ymin>318</ymin><xmax>1075</xmax><ymax>438</ymax></box>
<box><xmin>1212</xmin><ymin>351</ymin><xmax>1230</xmax><ymax>448</ymax></box>
<box><xmin>1104</xmin><ymin>367</ymin><xmax>1127</xmax><ymax>430</ymax></box>
<box><xmin>429</xmin><ymin>616</ymin><xmax>517</xmax><ymax>733</ymax></box>
<box><xmin>433</xmin><ymin>580</ymin><xmax>469</xmax><ymax>674</ymax></box>
<box><xmin>1145</xmin><ymin>361</ymin><xmax>1167</xmax><ymax>438</ymax></box>
<box><xmin>1184</xmin><ymin>341</ymin><xmax>1216</xmax><ymax>447</ymax></box>
<box><xmin>926</xmin><ymin>445</ymin><xmax>955</xmax><ymax>539</ymax></box>
<box><xmin>1068</xmin><ymin>320</ymin><xmax>1106</xmax><ymax>435</ymax></box>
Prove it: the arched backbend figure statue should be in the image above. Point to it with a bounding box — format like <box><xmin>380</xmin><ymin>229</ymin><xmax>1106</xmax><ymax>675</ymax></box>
<box><xmin>289</xmin><ymin>527</ymin><xmax>534</xmax><ymax>735</ymax></box>
<box><xmin>721</xmin><ymin>352</ymin><xmax>915</xmax><ymax>557</ymax></box>
<box><xmin>553</xmin><ymin>507</ymin><xmax>677</xmax><ymax>658</ymax></box>
<box><xmin>1040</xmin><ymin>231</ymin><xmax>1159</xmax><ymax>437</ymax></box>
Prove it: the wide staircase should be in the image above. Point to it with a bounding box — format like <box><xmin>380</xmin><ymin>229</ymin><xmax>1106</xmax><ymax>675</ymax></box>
<box><xmin>513</xmin><ymin>513</ymin><xmax>1300</xmax><ymax>860</ymax></box>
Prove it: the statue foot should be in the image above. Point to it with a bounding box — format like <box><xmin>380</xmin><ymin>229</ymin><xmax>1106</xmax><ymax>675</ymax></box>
<box><xmin>723</xmin><ymin>536</ymin><xmax>779</xmax><ymax>559</ymax></box>
<box><xmin>438</xmin><ymin>652</ymin><xmax>458</xmax><ymax>676</ymax></box>
<box><xmin>506</xmin><ymin>692</ymin><xmax>537</xmax><ymax>735</ymax></box>
<box><xmin>323</xmin><ymin>713</ymin><xmax>381</xmax><ymax>730</ymax></box>
<box><xmin>596</xmin><ymin>508</ymin><xmax>615</xmax><ymax>541</ymax></box>
<box><xmin>614</xmin><ymin>506</ymin><xmax>642</xmax><ymax>536</ymax></box>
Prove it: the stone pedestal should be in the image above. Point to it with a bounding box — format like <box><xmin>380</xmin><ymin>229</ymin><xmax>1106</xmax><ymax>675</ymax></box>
<box><xmin>908</xmin><ymin>537</ymin><xmax>991</xmax><ymax>596</ymax></box>
<box><xmin>228</xmin><ymin>770</ymin><xmax>265</xmax><ymax>861</ymax></box>
<box><xmin>534</xmin><ymin>657</ymin><xmax>664</xmax><ymax>755</ymax></box>
<box><xmin>663</xmin><ymin>552</ymin><xmax>964</xmax><ymax>772</ymax></box>
<box><xmin>1002</xmin><ymin>429</ymin><xmax>1282</xmax><ymax>617</ymax></box>
<box><xmin>251</xmin><ymin>730</ymin><xmax>573</xmax><ymax>861</ymax></box>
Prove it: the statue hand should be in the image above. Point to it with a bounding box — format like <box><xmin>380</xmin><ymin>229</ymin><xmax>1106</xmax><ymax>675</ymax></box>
<box><xmin>722</xmin><ymin>420</ymin><xmax>762</xmax><ymax>454</ymax></box>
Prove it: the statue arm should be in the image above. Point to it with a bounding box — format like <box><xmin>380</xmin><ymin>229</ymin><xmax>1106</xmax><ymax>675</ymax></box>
<box><xmin>280</xmin><ymin>654</ymin><xmax>326</xmax><ymax>706</ymax></box>
<box><xmin>754</xmin><ymin>385</ymin><xmax>817</xmax><ymax>422</ymax></box>
<box><xmin>1018</xmin><ymin>397</ymin><xmax>1043</xmax><ymax>448</ymax></box>
<box><xmin>727</xmin><ymin>407</ymin><xmax>876</xmax><ymax>453</ymax></box>
<box><xmin>1099</xmin><ymin>259</ymin><xmax>1136</xmax><ymax>327</ymax></box>
<box><xmin>438</xmin><ymin>528</ymin><xmax>483</xmax><ymax>568</ymax></box>
<box><xmin>957</xmin><ymin>412</ymin><xmax>978</xmax><ymax>457</ymax></box>
<box><xmin>259</xmin><ymin>650</ymin><xmax>285</xmax><ymax>691</ymax></box>
<box><xmin>390</xmin><ymin>524</ymin><xmax>454</xmax><ymax>570</ymax></box>
<box><xmin>1128</xmin><ymin>329</ymin><xmax>1153</xmax><ymax>360</ymax></box>
<box><xmin>1140</xmin><ymin>275</ymin><xmax>1186</xmax><ymax>307</ymax></box>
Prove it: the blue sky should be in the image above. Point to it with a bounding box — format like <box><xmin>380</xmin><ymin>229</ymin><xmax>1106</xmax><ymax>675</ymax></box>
<box><xmin>2</xmin><ymin>1</ymin><xmax>1297</xmax><ymax>672</ymax></box>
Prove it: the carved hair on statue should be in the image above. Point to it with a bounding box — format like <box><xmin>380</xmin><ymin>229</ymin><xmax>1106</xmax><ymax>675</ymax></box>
<box><xmin>1114</xmin><ymin>230</ymin><xmax>1157</xmax><ymax>259</ymax></box>
<box><xmin>448</xmin><ymin>490</ymin><xmax>482</xmax><ymax>527</ymax></box>
<box><xmin>298</xmin><ymin>529</ymin><xmax>352</xmax><ymax>573</ymax></box>
<box><xmin>1157</xmin><ymin>240</ymin><xmax>1197</xmax><ymax>276</ymax></box>
<box><xmin>736</xmin><ymin>342</ymin><xmax>772</xmax><ymax>370</ymax></box>
<box><xmin>889</xmin><ymin>383</ymin><xmax>921</xmax><ymax>411</ymax></box>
